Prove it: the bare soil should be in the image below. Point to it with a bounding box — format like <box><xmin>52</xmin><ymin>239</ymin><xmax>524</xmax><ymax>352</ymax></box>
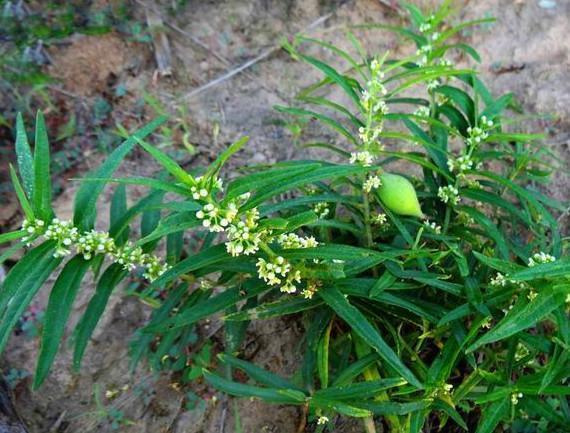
<box><xmin>1</xmin><ymin>1</ymin><xmax>568</xmax><ymax>432</ymax></box>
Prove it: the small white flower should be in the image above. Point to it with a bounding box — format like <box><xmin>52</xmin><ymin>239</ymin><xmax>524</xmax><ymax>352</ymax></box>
<box><xmin>438</xmin><ymin>185</ymin><xmax>460</xmax><ymax>205</ymax></box>
<box><xmin>413</xmin><ymin>106</ymin><xmax>431</xmax><ymax>118</ymax></box>
<box><xmin>423</xmin><ymin>220</ymin><xmax>441</xmax><ymax>234</ymax></box>
<box><xmin>490</xmin><ymin>273</ymin><xmax>507</xmax><ymax>287</ymax></box>
<box><xmin>528</xmin><ymin>252</ymin><xmax>556</xmax><ymax>267</ymax></box>
<box><xmin>349</xmin><ymin>151</ymin><xmax>375</xmax><ymax>167</ymax></box>
<box><xmin>278</xmin><ymin>233</ymin><xmax>318</xmax><ymax>249</ymax></box>
<box><xmin>363</xmin><ymin>175</ymin><xmax>382</xmax><ymax>193</ymax></box>
<box><xmin>372</xmin><ymin>213</ymin><xmax>387</xmax><ymax>226</ymax></box>
<box><xmin>511</xmin><ymin>392</ymin><xmax>523</xmax><ymax>405</ymax></box>
<box><xmin>313</xmin><ymin>202</ymin><xmax>330</xmax><ymax>219</ymax></box>
<box><xmin>317</xmin><ymin>416</ymin><xmax>329</xmax><ymax>425</ymax></box>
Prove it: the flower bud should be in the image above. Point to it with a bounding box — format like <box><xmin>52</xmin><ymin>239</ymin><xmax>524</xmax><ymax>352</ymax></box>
<box><xmin>377</xmin><ymin>173</ymin><xmax>423</xmax><ymax>217</ymax></box>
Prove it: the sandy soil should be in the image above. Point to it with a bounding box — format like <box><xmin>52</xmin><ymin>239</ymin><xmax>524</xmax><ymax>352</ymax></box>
<box><xmin>1</xmin><ymin>0</ymin><xmax>568</xmax><ymax>432</ymax></box>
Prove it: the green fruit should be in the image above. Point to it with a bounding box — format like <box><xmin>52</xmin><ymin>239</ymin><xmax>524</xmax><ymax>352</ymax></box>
<box><xmin>377</xmin><ymin>173</ymin><xmax>423</xmax><ymax>218</ymax></box>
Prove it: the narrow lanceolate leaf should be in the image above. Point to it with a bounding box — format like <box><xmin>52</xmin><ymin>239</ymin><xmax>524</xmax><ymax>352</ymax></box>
<box><xmin>475</xmin><ymin>399</ymin><xmax>509</xmax><ymax>433</ymax></box>
<box><xmin>34</xmin><ymin>255</ymin><xmax>91</xmax><ymax>388</ymax></box>
<box><xmin>73</xmin><ymin>264</ymin><xmax>127</xmax><ymax>369</ymax></box>
<box><xmin>314</xmin><ymin>378</ymin><xmax>407</xmax><ymax>400</ymax></box>
<box><xmin>150</xmin><ymin>244</ymin><xmax>228</xmax><ymax>288</ymax></box>
<box><xmin>203</xmin><ymin>370</ymin><xmax>307</xmax><ymax>404</ymax></box>
<box><xmin>319</xmin><ymin>286</ymin><xmax>423</xmax><ymax>389</ymax></box>
<box><xmin>0</xmin><ymin>230</ymin><xmax>26</xmax><ymax>245</ymax></box>
<box><xmin>9</xmin><ymin>165</ymin><xmax>34</xmax><ymax>220</ymax></box>
<box><xmin>73</xmin><ymin>116</ymin><xmax>167</xmax><ymax>231</ymax></box>
<box><xmin>0</xmin><ymin>242</ymin><xmax>62</xmax><ymax>353</ymax></box>
<box><xmin>15</xmin><ymin>112</ymin><xmax>34</xmax><ymax>199</ymax></box>
<box><xmin>466</xmin><ymin>289</ymin><xmax>567</xmax><ymax>352</ymax></box>
<box><xmin>32</xmin><ymin>111</ymin><xmax>52</xmax><ymax>220</ymax></box>
<box><xmin>136</xmin><ymin>138</ymin><xmax>195</xmax><ymax>186</ymax></box>
<box><xmin>218</xmin><ymin>354</ymin><xmax>303</xmax><ymax>391</ymax></box>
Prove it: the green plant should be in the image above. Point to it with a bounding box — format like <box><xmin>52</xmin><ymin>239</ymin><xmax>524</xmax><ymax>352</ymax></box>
<box><xmin>1</xmin><ymin>2</ymin><xmax>569</xmax><ymax>432</ymax></box>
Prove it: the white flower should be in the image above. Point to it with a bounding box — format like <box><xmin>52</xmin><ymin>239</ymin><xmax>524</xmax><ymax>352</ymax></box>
<box><xmin>439</xmin><ymin>58</ymin><xmax>453</xmax><ymax>68</ymax></box>
<box><xmin>313</xmin><ymin>202</ymin><xmax>330</xmax><ymax>219</ymax></box>
<box><xmin>225</xmin><ymin>209</ymin><xmax>266</xmax><ymax>257</ymax></box>
<box><xmin>196</xmin><ymin>202</ymin><xmax>238</xmax><ymax>233</ymax></box>
<box><xmin>363</xmin><ymin>175</ymin><xmax>382</xmax><ymax>193</ymax></box>
<box><xmin>256</xmin><ymin>256</ymin><xmax>290</xmax><ymax>286</ymax></box>
<box><xmin>427</xmin><ymin>79</ymin><xmax>440</xmax><ymax>91</ymax></box>
<box><xmin>466</xmin><ymin>125</ymin><xmax>489</xmax><ymax>147</ymax></box>
<box><xmin>349</xmin><ymin>151</ymin><xmax>375</xmax><ymax>167</ymax></box>
<box><xmin>21</xmin><ymin>218</ymin><xmax>46</xmax><ymax>245</ymax></box>
<box><xmin>528</xmin><ymin>252</ymin><xmax>556</xmax><ymax>267</ymax></box>
<box><xmin>278</xmin><ymin>233</ymin><xmax>318</xmax><ymax>249</ymax></box>
<box><xmin>447</xmin><ymin>155</ymin><xmax>474</xmax><ymax>173</ymax></box>
<box><xmin>372</xmin><ymin>213</ymin><xmax>387</xmax><ymax>226</ymax></box>
<box><xmin>317</xmin><ymin>415</ymin><xmax>329</xmax><ymax>425</ymax></box>
<box><xmin>490</xmin><ymin>273</ymin><xmax>507</xmax><ymax>287</ymax></box>
<box><xmin>423</xmin><ymin>220</ymin><xmax>441</xmax><ymax>234</ymax></box>
<box><xmin>438</xmin><ymin>185</ymin><xmax>460</xmax><ymax>205</ymax></box>
<box><xmin>413</xmin><ymin>106</ymin><xmax>430</xmax><ymax>118</ymax></box>
<box><xmin>301</xmin><ymin>281</ymin><xmax>320</xmax><ymax>299</ymax></box>
<box><xmin>511</xmin><ymin>392</ymin><xmax>523</xmax><ymax>405</ymax></box>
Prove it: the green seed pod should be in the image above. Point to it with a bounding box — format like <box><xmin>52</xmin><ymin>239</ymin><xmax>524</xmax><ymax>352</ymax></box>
<box><xmin>377</xmin><ymin>173</ymin><xmax>423</xmax><ymax>218</ymax></box>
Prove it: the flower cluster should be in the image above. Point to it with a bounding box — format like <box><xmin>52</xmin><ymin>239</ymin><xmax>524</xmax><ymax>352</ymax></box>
<box><xmin>278</xmin><ymin>233</ymin><xmax>318</xmax><ymax>249</ymax></box>
<box><xmin>438</xmin><ymin>185</ymin><xmax>460</xmax><ymax>205</ymax></box>
<box><xmin>196</xmin><ymin>202</ymin><xmax>238</xmax><ymax>232</ymax></box>
<box><xmin>225</xmin><ymin>209</ymin><xmax>267</xmax><ymax>257</ymax></box>
<box><xmin>447</xmin><ymin>154</ymin><xmax>474</xmax><ymax>173</ymax></box>
<box><xmin>21</xmin><ymin>218</ymin><xmax>169</xmax><ymax>281</ymax></box>
<box><xmin>363</xmin><ymin>175</ymin><xmax>381</xmax><ymax>193</ymax></box>
<box><xmin>511</xmin><ymin>392</ymin><xmax>523</xmax><ymax>405</ymax></box>
<box><xmin>21</xmin><ymin>218</ymin><xmax>46</xmax><ymax>244</ymax></box>
<box><xmin>527</xmin><ymin>252</ymin><xmax>556</xmax><ymax>267</ymax></box>
<box><xmin>490</xmin><ymin>272</ymin><xmax>508</xmax><ymax>287</ymax></box>
<box><xmin>358</xmin><ymin>58</ymin><xmax>389</xmax><ymax>151</ymax></box>
<box><xmin>316</xmin><ymin>416</ymin><xmax>329</xmax><ymax>425</ymax></box>
<box><xmin>349</xmin><ymin>151</ymin><xmax>375</xmax><ymax>167</ymax></box>
<box><xmin>423</xmin><ymin>220</ymin><xmax>442</xmax><ymax>234</ymax></box>
<box><xmin>465</xmin><ymin>115</ymin><xmax>494</xmax><ymax>148</ymax></box>
<box><xmin>256</xmin><ymin>256</ymin><xmax>301</xmax><ymax>293</ymax></box>
<box><xmin>75</xmin><ymin>229</ymin><xmax>116</xmax><ymax>260</ymax></box>
<box><xmin>43</xmin><ymin>218</ymin><xmax>80</xmax><ymax>257</ymax></box>
<box><xmin>372</xmin><ymin>213</ymin><xmax>387</xmax><ymax>226</ymax></box>
<box><xmin>413</xmin><ymin>105</ymin><xmax>430</xmax><ymax>119</ymax></box>
<box><xmin>190</xmin><ymin>176</ymin><xmax>223</xmax><ymax>200</ymax></box>
<box><xmin>313</xmin><ymin>202</ymin><xmax>330</xmax><ymax>219</ymax></box>
<box><xmin>301</xmin><ymin>280</ymin><xmax>321</xmax><ymax>299</ymax></box>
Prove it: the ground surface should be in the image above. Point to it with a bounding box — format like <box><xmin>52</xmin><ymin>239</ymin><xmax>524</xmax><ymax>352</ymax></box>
<box><xmin>0</xmin><ymin>0</ymin><xmax>569</xmax><ymax>432</ymax></box>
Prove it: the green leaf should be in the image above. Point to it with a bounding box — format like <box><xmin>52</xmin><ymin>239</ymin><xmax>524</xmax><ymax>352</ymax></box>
<box><xmin>274</xmin><ymin>106</ymin><xmax>358</xmax><ymax>145</ymax></box>
<box><xmin>73</xmin><ymin>116</ymin><xmax>166</xmax><ymax>231</ymax></box>
<box><xmin>34</xmin><ymin>255</ymin><xmax>91</xmax><ymax>388</ymax></box>
<box><xmin>297</xmin><ymin>53</ymin><xmax>363</xmax><ymax>109</ymax></box>
<box><xmin>319</xmin><ymin>286</ymin><xmax>423</xmax><ymax>389</ymax></box>
<box><xmin>467</xmin><ymin>289</ymin><xmax>567</xmax><ymax>352</ymax></box>
<box><xmin>9</xmin><ymin>164</ymin><xmax>34</xmax><ymax>220</ymax></box>
<box><xmin>0</xmin><ymin>242</ymin><xmax>62</xmax><ymax>353</ymax></box>
<box><xmin>314</xmin><ymin>378</ymin><xmax>406</xmax><ymax>401</ymax></box>
<box><xmin>151</xmin><ymin>244</ymin><xmax>228</xmax><ymax>288</ymax></box>
<box><xmin>136</xmin><ymin>138</ymin><xmax>195</xmax><ymax>186</ymax></box>
<box><xmin>218</xmin><ymin>354</ymin><xmax>303</xmax><ymax>391</ymax></box>
<box><xmin>15</xmin><ymin>112</ymin><xmax>34</xmax><ymax>199</ymax></box>
<box><xmin>204</xmin><ymin>136</ymin><xmax>249</xmax><ymax>180</ymax></box>
<box><xmin>203</xmin><ymin>370</ymin><xmax>307</xmax><ymax>404</ymax></box>
<box><xmin>110</xmin><ymin>184</ymin><xmax>129</xmax><ymax>245</ymax></box>
<box><xmin>475</xmin><ymin>399</ymin><xmax>509</xmax><ymax>433</ymax></box>
<box><xmin>73</xmin><ymin>264</ymin><xmax>127</xmax><ymax>369</ymax></box>
<box><xmin>0</xmin><ymin>230</ymin><xmax>27</xmax><ymax>245</ymax></box>
<box><xmin>145</xmin><ymin>280</ymin><xmax>267</xmax><ymax>332</ymax></box>
<box><xmin>32</xmin><ymin>111</ymin><xmax>52</xmax><ymax>219</ymax></box>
